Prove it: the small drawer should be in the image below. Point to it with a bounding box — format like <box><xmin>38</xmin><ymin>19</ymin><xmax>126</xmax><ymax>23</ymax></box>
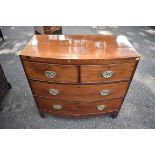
<box><xmin>30</xmin><ymin>80</ymin><xmax>129</xmax><ymax>101</ymax></box>
<box><xmin>81</xmin><ymin>62</ymin><xmax>136</xmax><ymax>83</ymax></box>
<box><xmin>22</xmin><ymin>61</ymin><xmax>78</xmax><ymax>83</ymax></box>
<box><xmin>35</xmin><ymin>97</ymin><xmax>123</xmax><ymax>115</ymax></box>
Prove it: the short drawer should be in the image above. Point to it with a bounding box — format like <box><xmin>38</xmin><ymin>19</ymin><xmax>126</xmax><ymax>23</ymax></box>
<box><xmin>30</xmin><ymin>80</ymin><xmax>129</xmax><ymax>101</ymax></box>
<box><xmin>35</xmin><ymin>97</ymin><xmax>123</xmax><ymax>115</ymax></box>
<box><xmin>81</xmin><ymin>62</ymin><xmax>136</xmax><ymax>83</ymax></box>
<box><xmin>22</xmin><ymin>61</ymin><xmax>78</xmax><ymax>83</ymax></box>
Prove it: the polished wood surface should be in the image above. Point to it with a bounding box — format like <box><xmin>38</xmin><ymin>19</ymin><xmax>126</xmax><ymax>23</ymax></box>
<box><xmin>81</xmin><ymin>62</ymin><xmax>136</xmax><ymax>83</ymax></box>
<box><xmin>20</xmin><ymin>35</ymin><xmax>140</xmax><ymax>118</ymax></box>
<box><xmin>35</xmin><ymin>97</ymin><xmax>123</xmax><ymax>115</ymax></box>
<box><xmin>22</xmin><ymin>61</ymin><xmax>78</xmax><ymax>83</ymax></box>
<box><xmin>20</xmin><ymin>35</ymin><xmax>140</xmax><ymax>65</ymax></box>
<box><xmin>29</xmin><ymin>80</ymin><xmax>129</xmax><ymax>101</ymax></box>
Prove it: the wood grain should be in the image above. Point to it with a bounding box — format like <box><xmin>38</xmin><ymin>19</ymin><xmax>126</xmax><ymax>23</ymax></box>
<box><xmin>19</xmin><ymin>35</ymin><xmax>140</xmax><ymax>118</ymax></box>
<box><xmin>35</xmin><ymin>97</ymin><xmax>123</xmax><ymax>115</ymax></box>
<box><xmin>20</xmin><ymin>35</ymin><xmax>140</xmax><ymax>65</ymax></box>
<box><xmin>22</xmin><ymin>61</ymin><xmax>78</xmax><ymax>83</ymax></box>
<box><xmin>29</xmin><ymin>80</ymin><xmax>129</xmax><ymax>101</ymax></box>
<box><xmin>81</xmin><ymin>62</ymin><xmax>136</xmax><ymax>83</ymax></box>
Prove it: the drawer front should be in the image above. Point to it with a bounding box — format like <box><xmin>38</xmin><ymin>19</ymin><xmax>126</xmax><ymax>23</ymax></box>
<box><xmin>35</xmin><ymin>97</ymin><xmax>123</xmax><ymax>115</ymax></box>
<box><xmin>81</xmin><ymin>62</ymin><xmax>136</xmax><ymax>83</ymax></box>
<box><xmin>30</xmin><ymin>80</ymin><xmax>129</xmax><ymax>101</ymax></box>
<box><xmin>23</xmin><ymin>61</ymin><xmax>78</xmax><ymax>83</ymax></box>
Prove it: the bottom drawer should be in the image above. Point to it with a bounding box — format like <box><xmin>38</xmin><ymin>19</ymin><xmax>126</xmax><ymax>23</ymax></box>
<box><xmin>35</xmin><ymin>97</ymin><xmax>123</xmax><ymax>116</ymax></box>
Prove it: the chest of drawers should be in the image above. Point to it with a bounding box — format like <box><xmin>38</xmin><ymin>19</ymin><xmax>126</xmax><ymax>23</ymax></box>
<box><xmin>20</xmin><ymin>35</ymin><xmax>140</xmax><ymax>118</ymax></box>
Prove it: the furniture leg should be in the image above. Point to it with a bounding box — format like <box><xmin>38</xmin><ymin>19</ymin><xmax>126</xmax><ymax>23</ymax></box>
<box><xmin>111</xmin><ymin>111</ymin><xmax>119</xmax><ymax>118</ymax></box>
<box><xmin>39</xmin><ymin>110</ymin><xmax>45</xmax><ymax>118</ymax></box>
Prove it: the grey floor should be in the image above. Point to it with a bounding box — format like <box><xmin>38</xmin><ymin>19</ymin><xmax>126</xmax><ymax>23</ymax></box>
<box><xmin>0</xmin><ymin>26</ymin><xmax>155</xmax><ymax>129</ymax></box>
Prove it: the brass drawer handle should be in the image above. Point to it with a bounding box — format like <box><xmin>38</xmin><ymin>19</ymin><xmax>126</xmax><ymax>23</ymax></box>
<box><xmin>100</xmin><ymin>89</ymin><xmax>111</xmax><ymax>96</ymax></box>
<box><xmin>48</xmin><ymin>89</ymin><xmax>59</xmax><ymax>95</ymax></box>
<box><xmin>97</xmin><ymin>105</ymin><xmax>106</xmax><ymax>111</ymax></box>
<box><xmin>52</xmin><ymin>104</ymin><xmax>63</xmax><ymax>110</ymax></box>
<box><xmin>102</xmin><ymin>71</ymin><xmax>113</xmax><ymax>78</ymax></box>
<box><xmin>44</xmin><ymin>71</ymin><xmax>56</xmax><ymax>78</ymax></box>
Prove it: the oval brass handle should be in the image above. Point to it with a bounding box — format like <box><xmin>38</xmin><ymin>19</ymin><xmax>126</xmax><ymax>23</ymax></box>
<box><xmin>100</xmin><ymin>89</ymin><xmax>111</xmax><ymax>96</ymax></box>
<box><xmin>48</xmin><ymin>89</ymin><xmax>59</xmax><ymax>95</ymax></box>
<box><xmin>44</xmin><ymin>71</ymin><xmax>56</xmax><ymax>78</ymax></box>
<box><xmin>52</xmin><ymin>104</ymin><xmax>63</xmax><ymax>110</ymax></box>
<box><xmin>102</xmin><ymin>71</ymin><xmax>113</xmax><ymax>78</ymax></box>
<box><xmin>97</xmin><ymin>105</ymin><xmax>106</xmax><ymax>111</ymax></box>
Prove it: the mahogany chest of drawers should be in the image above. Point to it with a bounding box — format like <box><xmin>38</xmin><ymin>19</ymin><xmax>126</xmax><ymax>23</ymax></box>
<box><xmin>20</xmin><ymin>35</ymin><xmax>140</xmax><ymax>118</ymax></box>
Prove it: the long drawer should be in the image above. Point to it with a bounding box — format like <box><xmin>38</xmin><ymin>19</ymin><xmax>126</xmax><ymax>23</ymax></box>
<box><xmin>29</xmin><ymin>80</ymin><xmax>129</xmax><ymax>101</ymax></box>
<box><xmin>22</xmin><ymin>61</ymin><xmax>78</xmax><ymax>83</ymax></box>
<box><xmin>35</xmin><ymin>97</ymin><xmax>123</xmax><ymax>115</ymax></box>
<box><xmin>81</xmin><ymin>62</ymin><xmax>136</xmax><ymax>83</ymax></box>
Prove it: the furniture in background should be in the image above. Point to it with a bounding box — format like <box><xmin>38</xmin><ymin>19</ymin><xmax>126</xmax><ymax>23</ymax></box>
<box><xmin>34</xmin><ymin>26</ymin><xmax>62</xmax><ymax>35</ymax></box>
<box><xmin>20</xmin><ymin>35</ymin><xmax>140</xmax><ymax>118</ymax></box>
<box><xmin>0</xmin><ymin>28</ymin><xmax>4</xmax><ymax>42</ymax></box>
<box><xmin>0</xmin><ymin>64</ymin><xmax>11</xmax><ymax>110</ymax></box>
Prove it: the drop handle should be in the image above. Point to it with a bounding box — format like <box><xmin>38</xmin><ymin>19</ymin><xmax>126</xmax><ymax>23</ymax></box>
<box><xmin>100</xmin><ymin>90</ymin><xmax>111</xmax><ymax>96</ymax></box>
<box><xmin>52</xmin><ymin>105</ymin><xmax>63</xmax><ymax>110</ymax></box>
<box><xmin>96</xmin><ymin>105</ymin><xmax>106</xmax><ymax>111</ymax></box>
<box><xmin>102</xmin><ymin>71</ymin><xmax>113</xmax><ymax>78</ymax></box>
<box><xmin>44</xmin><ymin>71</ymin><xmax>56</xmax><ymax>78</ymax></box>
<box><xmin>48</xmin><ymin>89</ymin><xmax>60</xmax><ymax>95</ymax></box>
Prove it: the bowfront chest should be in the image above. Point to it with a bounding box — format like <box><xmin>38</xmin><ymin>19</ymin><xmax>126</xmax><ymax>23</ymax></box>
<box><xmin>20</xmin><ymin>35</ymin><xmax>140</xmax><ymax>118</ymax></box>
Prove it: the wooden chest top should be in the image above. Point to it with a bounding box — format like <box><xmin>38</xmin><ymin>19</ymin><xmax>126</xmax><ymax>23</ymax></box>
<box><xmin>20</xmin><ymin>35</ymin><xmax>140</xmax><ymax>65</ymax></box>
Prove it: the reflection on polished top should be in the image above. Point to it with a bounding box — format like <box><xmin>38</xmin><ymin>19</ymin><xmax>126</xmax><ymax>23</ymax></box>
<box><xmin>20</xmin><ymin>35</ymin><xmax>140</xmax><ymax>61</ymax></box>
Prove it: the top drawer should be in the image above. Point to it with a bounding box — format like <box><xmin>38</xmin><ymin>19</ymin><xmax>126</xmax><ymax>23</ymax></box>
<box><xmin>22</xmin><ymin>61</ymin><xmax>78</xmax><ymax>83</ymax></box>
<box><xmin>81</xmin><ymin>62</ymin><xmax>136</xmax><ymax>83</ymax></box>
